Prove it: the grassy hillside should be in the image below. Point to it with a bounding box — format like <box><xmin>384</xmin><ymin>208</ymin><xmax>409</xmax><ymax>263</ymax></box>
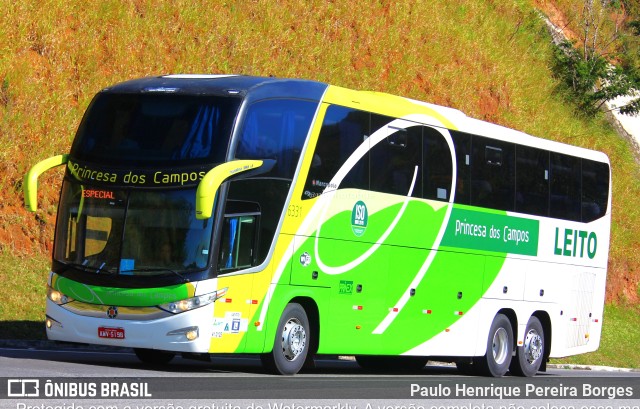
<box><xmin>1</xmin><ymin>0</ymin><xmax>640</xmax><ymax>356</ymax></box>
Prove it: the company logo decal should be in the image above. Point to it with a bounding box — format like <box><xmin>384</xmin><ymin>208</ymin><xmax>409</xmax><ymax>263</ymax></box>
<box><xmin>351</xmin><ymin>201</ymin><xmax>368</xmax><ymax>237</ymax></box>
<box><xmin>106</xmin><ymin>306</ymin><xmax>118</xmax><ymax>319</ymax></box>
<box><xmin>339</xmin><ymin>280</ymin><xmax>354</xmax><ymax>294</ymax></box>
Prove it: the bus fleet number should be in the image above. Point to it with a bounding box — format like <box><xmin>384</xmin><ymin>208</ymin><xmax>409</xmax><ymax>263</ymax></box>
<box><xmin>287</xmin><ymin>204</ymin><xmax>302</xmax><ymax>218</ymax></box>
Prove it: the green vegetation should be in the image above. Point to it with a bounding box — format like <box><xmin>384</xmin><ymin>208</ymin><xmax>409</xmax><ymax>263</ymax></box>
<box><xmin>550</xmin><ymin>0</ymin><xmax>640</xmax><ymax>116</ymax></box>
<box><xmin>0</xmin><ymin>249</ymin><xmax>48</xmax><ymax>339</ymax></box>
<box><xmin>0</xmin><ymin>0</ymin><xmax>639</xmax><ymax>367</ymax></box>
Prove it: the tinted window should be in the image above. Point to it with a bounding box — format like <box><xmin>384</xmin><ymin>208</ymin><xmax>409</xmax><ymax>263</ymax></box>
<box><xmin>71</xmin><ymin>93</ymin><xmax>240</xmax><ymax>166</ymax></box>
<box><xmin>423</xmin><ymin>127</ymin><xmax>453</xmax><ymax>201</ymax></box>
<box><xmin>516</xmin><ymin>146</ymin><xmax>549</xmax><ymax>216</ymax></box>
<box><xmin>451</xmin><ymin>131</ymin><xmax>471</xmax><ymax>205</ymax></box>
<box><xmin>550</xmin><ymin>153</ymin><xmax>581</xmax><ymax>221</ymax></box>
<box><xmin>582</xmin><ymin>159</ymin><xmax>609</xmax><ymax>222</ymax></box>
<box><xmin>235</xmin><ymin>99</ymin><xmax>318</xmax><ymax>178</ymax></box>
<box><xmin>217</xmin><ymin>200</ymin><xmax>260</xmax><ymax>274</ymax></box>
<box><xmin>370</xmin><ymin>119</ymin><xmax>422</xmax><ymax>196</ymax></box>
<box><xmin>226</xmin><ymin>178</ymin><xmax>289</xmax><ymax>265</ymax></box>
<box><xmin>471</xmin><ymin>136</ymin><xmax>515</xmax><ymax>211</ymax></box>
<box><xmin>303</xmin><ymin>106</ymin><xmax>370</xmax><ymax>199</ymax></box>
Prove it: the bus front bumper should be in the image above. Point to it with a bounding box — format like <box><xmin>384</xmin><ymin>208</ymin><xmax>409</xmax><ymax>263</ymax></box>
<box><xmin>44</xmin><ymin>298</ymin><xmax>213</xmax><ymax>353</ymax></box>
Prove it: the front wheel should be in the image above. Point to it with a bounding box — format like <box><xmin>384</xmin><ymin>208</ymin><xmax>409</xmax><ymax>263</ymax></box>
<box><xmin>262</xmin><ymin>303</ymin><xmax>310</xmax><ymax>375</ymax></box>
<box><xmin>510</xmin><ymin>316</ymin><xmax>545</xmax><ymax>377</ymax></box>
<box><xmin>475</xmin><ymin>313</ymin><xmax>513</xmax><ymax>377</ymax></box>
<box><xmin>133</xmin><ymin>348</ymin><xmax>175</xmax><ymax>365</ymax></box>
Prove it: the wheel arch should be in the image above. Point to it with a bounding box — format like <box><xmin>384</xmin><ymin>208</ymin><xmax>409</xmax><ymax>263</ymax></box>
<box><xmin>532</xmin><ymin>310</ymin><xmax>552</xmax><ymax>371</ymax></box>
<box><xmin>290</xmin><ymin>296</ymin><xmax>320</xmax><ymax>356</ymax></box>
<box><xmin>497</xmin><ymin>308</ymin><xmax>518</xmax><ymax>351</ymax></box>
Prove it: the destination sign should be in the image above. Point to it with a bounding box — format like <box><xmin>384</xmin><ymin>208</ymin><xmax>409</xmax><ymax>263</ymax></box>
<box><xmin>67</xmin><ymin>160</ymin><xmax>213</xmax><ymax>187</ymax></box>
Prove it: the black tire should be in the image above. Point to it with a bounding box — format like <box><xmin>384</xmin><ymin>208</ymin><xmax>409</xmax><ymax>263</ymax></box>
<box><xmin>475</xmin><ymin>313</ymin><xmax>513</xmax><ymax>377</ymax></box>
<box><xmin>510</xmin><ymin>316</ymin><xmax>545</xmax><ymax>377</ymax></box>
<box><xmin>133</xmin><ymin>348</ymin><xmax>175</xmax><ymax>365</ymax></box>
<box><xmin>262</xmin><ymin>303</ymin><xmax>310</xmax><ymax>375</ymax></box>
<box><xmin>355</xmin><ymin>355</ymin><xmax>428</xmax><ymax>373</ymax></box>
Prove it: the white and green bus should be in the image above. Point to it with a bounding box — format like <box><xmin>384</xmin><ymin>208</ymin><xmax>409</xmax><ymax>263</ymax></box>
<box><xmin>24</xmin><ymin>75</ymin><xmax>611</xmax><ymax>377</ymax></box>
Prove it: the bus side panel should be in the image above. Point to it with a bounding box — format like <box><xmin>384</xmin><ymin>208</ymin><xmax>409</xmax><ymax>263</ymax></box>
<box><xmin>209</xmin><ymin>270</ymin><xmax>255</xmax><ymax>353</ymax></box>
<box><xmin>386</xmin><ymin>250</ymin><xmax>488</xmax><ymax>356</ymax></box>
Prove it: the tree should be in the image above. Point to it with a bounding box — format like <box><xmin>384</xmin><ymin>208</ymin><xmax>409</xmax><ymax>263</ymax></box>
<box><xmin>553</xmin><ymin>0</ymin><xmax>639</xmax><ymax>116</ymax></box>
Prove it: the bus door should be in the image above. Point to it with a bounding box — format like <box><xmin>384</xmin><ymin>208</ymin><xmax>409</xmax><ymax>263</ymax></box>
<box><xmin>211</xmin><ymin>201</ymin><xmax>260</xmax><ymax>353</ymax></box>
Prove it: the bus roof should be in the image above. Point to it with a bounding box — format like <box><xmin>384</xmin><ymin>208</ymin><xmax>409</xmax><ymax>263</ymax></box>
<box><xmin>100</xmin><ymin>74</ymin><xmax>329</xmax><ymax>101</ymax></box>
<box><xmin>100</xmin><ymin>74</ymin><xmax>609</xmax><ymax>164</ymax></box>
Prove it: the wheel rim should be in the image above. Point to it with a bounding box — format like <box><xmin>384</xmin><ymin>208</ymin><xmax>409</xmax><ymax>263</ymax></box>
<box><xmin>523</xmin><ymin>328</ymin><xmax>543</xmax><ymax>364</ymax></box>
<box><xmin>281</xmin><ymin>317</ymin><xmax>306</xmax><ymax>361</ymax></box>
<box><xmin>492</xmin><ymin>327</ymin><xmax>509</xmax><ymax>365</ymax></box>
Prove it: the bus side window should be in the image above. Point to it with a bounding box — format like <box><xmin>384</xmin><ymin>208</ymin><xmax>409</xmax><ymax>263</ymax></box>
<box><xmin>235</xmin><ymin>99</ymin><xmax>318</xmax><ymax>179</ymax></box>
<box><xmin>302</xmin><ymin>105</ymin><xmax>370</xmax><ymax>199</ymax></box>
<box><xmin>470</xmin><ymin>136</ymin><xmax>515</xmax><ymax>211</ymax></box>
<box><xmin>369</xmin><ymin>120</ymin><xmax>422</xmax><ymax>197</ymax></box>
<box><xmin>423</xmin><ymin>126</ymin><xmax>452</xmax><ymax>202</ymax></box>
<box><xmin>550</xmin><ymin>153</ymin><xmax>581</xmax><ymax>222</ymax></box>
<box><xmin>218</xmin><ymin>215</ymin><xmax>258</xmax><ymax>272</ymax></box>
<box><xmin>581</xmin><ymin>159</ymin><xmax>609</xmax><ymax>222</ymax></box>
<box><xmin>515</xmin><ymin>146</ymin><xmax>549</xmax><ymax>217</ymax></box>
<box><xmin>451</xmin><ymin>131</ymin><xmax>471</xmax><ymax>205</ymax></box>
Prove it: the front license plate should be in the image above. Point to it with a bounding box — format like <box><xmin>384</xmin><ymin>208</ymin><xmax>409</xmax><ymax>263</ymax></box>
<box><xmin>98</xmin><ymin>326</ymin><xmax>125</xmax><ymax>339</ymax></box>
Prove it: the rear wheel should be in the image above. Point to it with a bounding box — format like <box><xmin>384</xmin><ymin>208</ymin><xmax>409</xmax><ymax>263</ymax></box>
<box><xmin>510</xmin><ymin>316</ymin><xmax>544</xmax><ymax>377</ymax></box>
<box><xmin>475</xmin><ymin>313</ymin><xmax>513</xmax><ymax>377</ymax></box>
<box><xmin>133</xmin><ymin>348</ymin><xmax>175</xmax><ymax>365</ymax></box>
<box><xmin>262</xmin><ymin>303</ymin><xmax>310</xmax><ymax>375</ymax></box>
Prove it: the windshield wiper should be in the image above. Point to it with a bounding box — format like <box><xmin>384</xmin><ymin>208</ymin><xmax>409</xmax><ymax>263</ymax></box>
<box><xmin>62</xmin><ymin>261</ymin><xmax>116</xmax><ymax>275</ymax></box>
<box><xmin>120</xmin><ymin>267</ymin><xmax>189</xmax><ymax>283</ymax></box>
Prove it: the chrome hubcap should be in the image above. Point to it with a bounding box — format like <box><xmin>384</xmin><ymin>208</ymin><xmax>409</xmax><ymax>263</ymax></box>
<box><xmin>281</xmin><ymin>318</ymin><xmax>306</xmax><ymax>361</ymax></box>
<box><xmin>523</xmin><ymin>329</ymin><xmax>543</xmax><ymax>364</ymax></box>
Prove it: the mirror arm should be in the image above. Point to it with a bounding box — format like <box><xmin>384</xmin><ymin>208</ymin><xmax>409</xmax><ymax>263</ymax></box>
<box><xmin>24</xmin><ymin>154</ymin><xmax>69</xmax><ymax>212</ymax></box>
<box><xmin>195</xmin><ymin>159</ymin><xmax>266</xmax><ymax>219</ymax></box>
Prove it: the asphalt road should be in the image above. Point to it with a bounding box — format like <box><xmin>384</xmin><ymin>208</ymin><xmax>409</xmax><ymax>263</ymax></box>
<box><xmin>2</xmin><ymin>347</ymin><xmax>639</xmax><ymax>409</ymax></box>
<box><xmin>1</xmin><ymin>345</ymin><xmax>638</xmax><ymax>378</ymax></box>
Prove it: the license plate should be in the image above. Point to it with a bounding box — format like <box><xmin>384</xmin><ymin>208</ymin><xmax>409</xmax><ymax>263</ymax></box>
<box><xmin>98</xmin><ymin>327</ymin><xmax>125</xmax><ymax>339</ymax></box>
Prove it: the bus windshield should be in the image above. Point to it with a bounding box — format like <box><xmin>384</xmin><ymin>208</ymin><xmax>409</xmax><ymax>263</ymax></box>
<box><xmin>70</xmin><ymin>93</ymin><xmax>241</xmax><ymax>166</ymax></box>
<box><xmin>54</xmin><ymin>181</ymin><xmax>213</xmax><ymax>277</ymax></box>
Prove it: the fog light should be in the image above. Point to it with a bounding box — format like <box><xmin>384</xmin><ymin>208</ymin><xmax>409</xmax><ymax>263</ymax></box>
<box><xmin>167</xmin><ymin>326</ymin><xmax>199</xmax><ymax>341</ymax></box>
<box><xmin>186</xmin><ymin>330</ymin><xmax>198</xmax><ymax>341</ymax></box>
<box><xmin>45</xmin><ymin>315</ymin><xmax>62</xmax><ymax>329</ymax></box>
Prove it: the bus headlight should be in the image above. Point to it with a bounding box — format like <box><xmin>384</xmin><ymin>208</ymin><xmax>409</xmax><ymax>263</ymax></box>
<box><xmin>47</xmin><ymin>286</ymin><xmax>74</xmax><ymax>305</ymax></box>
<box><xmin>159</xmin><ymin>287</ymin><xmax>228</xmax><ymax>314</ymax></box>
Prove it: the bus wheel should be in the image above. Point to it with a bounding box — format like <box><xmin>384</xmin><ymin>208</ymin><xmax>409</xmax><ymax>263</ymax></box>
<box><xmin>355</xmin><ymin>355</ymin><xmax>428</xmax><ymax>373</ymax></box>
<box><xmin>133</xmin><ymin>348</ymin><xmax>175</xmax><ymax>365</ymax></box>
<box><xmin>475</xmin><ymin>313</ymin><xmax>513</xmax><ymax>377</ymax></box>
<box><xmin>262</xmin><ymin>303</ymin><xmax>310</xmax><ymax>375</ymax></box>
<box><xmin>510</xmin><ymin>316</ymin><xmax>544</xmax><ymax>377</ymax></box>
